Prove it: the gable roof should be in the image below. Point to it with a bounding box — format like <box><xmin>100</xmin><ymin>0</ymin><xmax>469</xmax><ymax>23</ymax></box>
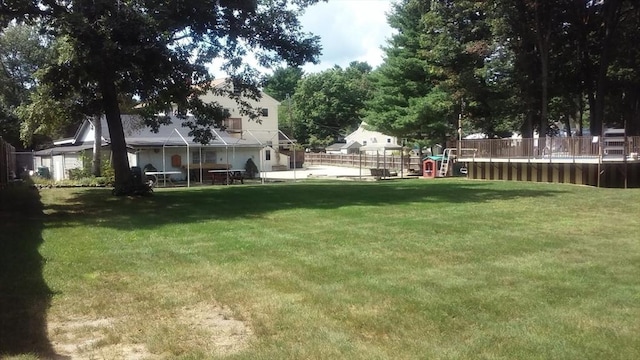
<box><xmin>326</xmin><ymin>141</ymin><xmax>361</xmax><ymax>151</ymax></box>
<box><xmin>33</xmin><ymin>143</ymin><xmax>109</xmax><ymax>156</ymax></box>
<box><xmin>40</xmin><ymin>115</ymin><xmax>263</xmax><ymax>156</ymax></box>
<box><xmin>360</xmin><ymin>142</ymin><xmax>403</xmax><ymax>151</ymax></box>
<box><xmin>325</xmin><ymin>142</ymin><xmax>345</xmax><ymax>151</ymax></box>
<box><xmin>95</xmin><ymin>115</ymin><xmax>262</xmax><ymax>148</ymax></box>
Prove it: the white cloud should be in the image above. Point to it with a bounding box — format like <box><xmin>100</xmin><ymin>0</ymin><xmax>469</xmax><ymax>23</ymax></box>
<box><xmin>300</xmin><ymin>0</ymin><xmax>394</xmax><ymax>73</ymax></box>
<box><xmin>208</xmin><ymin>0</ymin><xmax>395</xmax><ymax>77</ymax></box>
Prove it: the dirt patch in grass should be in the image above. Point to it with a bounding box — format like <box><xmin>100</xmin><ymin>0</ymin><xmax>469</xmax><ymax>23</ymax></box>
<box><xmin>48</xmin><ymin>303</ymin><xmax>253</xmax><ymax>359</ymax></box>
<box><xmin>48</xmin><ymin>317</ymin><xmax>154</xmax><ymax>359</ymax></box>
<box><xmin>181</xmin><ymin>303</ymin><xmax>254</xmax><ymax>355</ymax></box>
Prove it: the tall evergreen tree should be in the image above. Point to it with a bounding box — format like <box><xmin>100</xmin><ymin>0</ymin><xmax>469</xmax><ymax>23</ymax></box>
<box><xmin>262</xmin><ymin>67</ymin><xmax>304</xmax><ymax>102</ymax></box>
<box><xmin>365</xmin><ymin>0</ymin><xmax>447</xmax><ymax>144</ymax></box>
<box><xmin>420</xmin><ymin>0</ymin><xmax>496</xmax><ymax>137</ymax></box>
<box><xmin>366</xmin><ymin>0</ymin><xmax>496</xmax><ymax>144</ymax></box>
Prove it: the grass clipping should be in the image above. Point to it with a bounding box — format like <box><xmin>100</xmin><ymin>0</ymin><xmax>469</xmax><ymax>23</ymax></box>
<box><xmin>48</xmin><ymin>303</ymin><xmax>253</xmax><ymax>359</ymax></box>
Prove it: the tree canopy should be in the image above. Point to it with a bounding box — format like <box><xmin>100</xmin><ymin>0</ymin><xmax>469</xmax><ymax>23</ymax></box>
<box><xmin>0</xmin><ymin>23</ymin><xmax>52</xmax><ymax>148</ymax></box>
<box><xmin>291</xmin><ymin>61</ymin><xmax>372</xmax><ymax>147</ymax></box>
<box><xmin>1</xmin><ymin>0</ymin><xmax>321</xmax><ymax>194</ymax></box>
<box><xmin>262</xmin><ymin>66</ymin><xmax>304</xmax><ymax>102</ymax></box>
<box><xmin>365</xmin><ymin>0</ymin><xmax>640</xmax><ymax>145</ymax></box>
<box><xmin>365</xmin><ymin>0</ymin><xmax>454</xmax><ymax>146</ymax></box>
<box><xmin>2</xmin><ymin>0</ymin><xmax>639</xmax><ymax>176</ymax></box>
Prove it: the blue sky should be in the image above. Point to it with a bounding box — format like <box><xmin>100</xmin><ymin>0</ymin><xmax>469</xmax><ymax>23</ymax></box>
<box><xmin>300</xmin><ymin>0</ymin><xmax>395</xmax><ymax>73</ymax></box>
<box><xmin>209</xmin><ymin>0</ymin><xmax>395</xmax><ymax>77</ymax></box>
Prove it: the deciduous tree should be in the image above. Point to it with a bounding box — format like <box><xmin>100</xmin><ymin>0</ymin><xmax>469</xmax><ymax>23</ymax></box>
<box><xmin>292</xmin><ymin>61</ymin><xmax>372</xmax><ymax>146</ymax></box>
<box><xmin>0</xmin><ymin>24</ymin><xmax>51</xmax><ymax>148</ymax></box>
<box><xmin>1</xmin><ymin>0</ymin><xmax>321</xmax><ymax>194</ymax></box>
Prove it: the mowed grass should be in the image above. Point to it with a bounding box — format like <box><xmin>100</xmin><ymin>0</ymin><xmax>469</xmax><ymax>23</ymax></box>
<box><xmin>3</xmin><ymin>179</ymin><xmax>640</xmax><ymax>359</ymax></box>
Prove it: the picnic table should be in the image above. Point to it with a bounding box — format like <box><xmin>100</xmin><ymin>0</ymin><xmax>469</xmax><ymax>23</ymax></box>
<box><xmin>184</xmin><ymin>163</ymin><xmax>230</xmax><ymax>182</ymax></box>
<box><xmin>208</xmin><ymin>169</ymin><xmax>245</xmax><ymax>185</ymax></box>
<box><xmin>369</xmin><ymin>168</ymin><xmax>391</xmax><ymax>179</ymax></box>
<box><xmin>145</xmin><ymin>171</ymin><xmax>182</xmax><ymax>187</ymax></box>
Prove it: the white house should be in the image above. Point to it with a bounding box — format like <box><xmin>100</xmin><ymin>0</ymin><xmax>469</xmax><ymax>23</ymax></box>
<box><xmin>34</xmin><ymin>79</ymin><xmax>290</xmax><ymax>181</ymax></box>
<box><xmin>345</xmin><ymin>122</ymin><xmax>399</xmax><ymax>155</ymax></box>
<box><xmin>325</xmin><ymin>141</ymin><xmax>362</xmax><ymax>155</ymax></box>
<box><xmin>199</xmin><ymin>78</ymin><xmax>282</xmax><ymax>146</ymax></box>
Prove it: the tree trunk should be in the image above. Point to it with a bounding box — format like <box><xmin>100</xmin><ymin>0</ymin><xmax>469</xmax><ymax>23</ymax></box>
<box><xmin>539</xmin><ymin>49</ymin><xmax>549</xmax><ymax>137</ymax></box>
<box><xmin>576</xmin><ymin>7</ymin><xmax>597</xmax><ymax>136</ymax></box>
<box><xmin>533</xmin><ymin>1</ymin><xmax>550</xmax><ymax>138</ymax></box>
<box><xmin>593</xmin><ymin>54</ymin><xmax>610</xmax><ymax>135</ymax></box>
<box><xmin>577</xmin><ymin>94</ymin><xmax>584</xmax><ymax>136</ymax></box>
<box><xmin>522</xmin><ymin>109</ymin><xmax>534</xmax><ymax>138</ymax></box>
<box><xmin>100</xmin><ymin>70</ymin><xmax>131</xmax><ymax>192</ymax></box>
<box><xmin>588</xmin><ymin>90</ymin><xmax>597</xmax><ymax>135</ymax></box>
<box><xmin>91</xmin><ymin>114</ymin><xmax>102</xmax><ymax>176</ymax></box>
<box><xmin>592</xmin><ymin>0</ymin><xmax>621</xmax><ymax>135</ymax></box>
<box><xmin>563</xmin><ymin>112</ymin><xmax>572</xmax><ymax>137</ymax></box>
<box><xmin>629</xmin><ymin>91</ymin><xmax>640</xmax><ymax>136</ymax></box>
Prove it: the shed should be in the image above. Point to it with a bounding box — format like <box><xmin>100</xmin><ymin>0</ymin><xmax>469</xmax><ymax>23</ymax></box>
<box><xmin>422</xmin><ymin>156</ymin><xmax>443</xmax><ymax>178</ymax></box>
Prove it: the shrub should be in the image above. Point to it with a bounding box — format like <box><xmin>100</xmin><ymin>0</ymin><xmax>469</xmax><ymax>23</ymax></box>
<box><xmin>68</xmin><ymin>168</ymin><xmax>92</xmax><ymax>180</ymax></box>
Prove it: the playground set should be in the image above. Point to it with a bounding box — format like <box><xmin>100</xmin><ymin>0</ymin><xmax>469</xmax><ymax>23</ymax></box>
<box><xmin>421</xmin><ymin>148</ymin><xmax>470</xmax><ymax>179</ymax></box>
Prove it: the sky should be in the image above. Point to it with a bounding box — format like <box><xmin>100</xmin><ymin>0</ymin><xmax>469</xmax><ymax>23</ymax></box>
<box><xmin>299</xmin><ymin>0</ymin><xmax>395</xmax><ymax>73</ymax></box>
<box><xmin>209</xmin><ymin>0</ymin><xmax>396</xmax><ymax>77</ymax></box>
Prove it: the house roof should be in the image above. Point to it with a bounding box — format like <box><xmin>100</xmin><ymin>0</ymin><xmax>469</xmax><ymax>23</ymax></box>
<box><xmin>325</xmin><ymin>142</ymin><xmax>346</xmax><ymax>151</ymax></box>
<box><xmin>33</xmin><ymin>142</ymin><xmax>110</xmax><ymax>156</ymax></box>
<box><xmin>93</xmin><ymin>115</ymin><xmax>262</xmax><ymax>148</ymax></box>
<box><xmin>326</xmin><ymin>141</ymin><xmax>361</xmax><ymax>151</ymax></box>
<box><xmin>38</xmin><ymin>115</ymin><xmax>264</xmax><ymax>155</ymax></box>
<box><xmin>342</xmin><ymin>141</ymin><xmax>362</xmax><ymax>149</ymax></box>
<box><xmin>278</xmin><ymin>131</ymin><xmax>297</xmax><ymax>144</ymax></box>
<box><xmin>360</xmin><ymin>142</ymin><xmax>403</xmax><ymax>151</ymax></box>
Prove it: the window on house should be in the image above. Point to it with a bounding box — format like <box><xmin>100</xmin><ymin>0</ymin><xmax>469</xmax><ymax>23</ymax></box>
<box><xmin>387</xmin><ymin>138</ymin><xmax>391</xmax><ymax>143</ymax></box>
<box><xmin>192</xmin><ymin>150</ymin><xmax>217</xmax><ymax>164</ymax></box>
<box><xmin>232</xmin><ymin>81</ymin><xmax>242</xmax><ymax>96</ymax></box>
<box><xmin>265</xmin><ymin>150</ymin><xmax>271</xmax><ymax>161</ymax></box>
<box><xmin>222</xmin><ymin>118</ymin><xmax>242</xmax><ymax>132</ymax></box>
<box><xmin>362</xmin><ymin>140</ymin><xmax>367</xmax><ymax>146</ymax></box>
<box><xmin>260</xmin><ymin>108</ymin><xmax>269</xmax><ymax>117</ymax></box>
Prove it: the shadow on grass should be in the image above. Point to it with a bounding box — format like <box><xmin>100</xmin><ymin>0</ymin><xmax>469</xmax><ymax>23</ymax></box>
<box><xmin>42</xmin><ymin>180</ymin><xmax>568</xmax><ymax>231</ymax></box>
<box><xmin>0</xmin><ymin>186</ymin><xmax>68</xmax><ymax>358</ymax></box>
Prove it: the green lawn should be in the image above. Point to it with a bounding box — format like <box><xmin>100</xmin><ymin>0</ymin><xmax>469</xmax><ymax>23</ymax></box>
<box><xmin>1</xmin><ymin>179</ymin><xmax>639</xmax><ymax>359</ymax></box>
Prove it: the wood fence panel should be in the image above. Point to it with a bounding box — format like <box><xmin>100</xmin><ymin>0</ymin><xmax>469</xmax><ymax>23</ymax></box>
<box><xmin>304</xmin><ymin>153</ymin><xmax>421</xmax><ymax>171</ymax></box>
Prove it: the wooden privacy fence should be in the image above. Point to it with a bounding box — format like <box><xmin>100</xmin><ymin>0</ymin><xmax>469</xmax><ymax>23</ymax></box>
<box><xmin>458</xmin><ymin>136</ymin><xmax>640</xmax><ymax>161</ymax></box>
<box><xmin>305</xmin><ymin>153</ymin><xmax>422</xmax><ymax>171</ymax></box>
<box><xmin>0</xmin><ymin>137</ymin><xmax>17</xmax><ymax>189</ymax></box>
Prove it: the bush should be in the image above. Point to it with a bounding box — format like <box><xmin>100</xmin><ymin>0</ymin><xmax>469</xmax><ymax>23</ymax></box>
<box><xmin>30</xmin><ymin>175</ymin><xmax>55</xmax><ymax>186</ymax></box>
<box><xmin>94</xmin><ymin>177</ymin><xmax>110</xmax><ymax>186</ymax></box>
<box><xmin>28</xmin><ymin>174</ymin><xmax>112</xmax><ymax>188</ymax></box>
<box><xmin>68</xmin><ymin>168</ymin><xmax>92</xmax><ymax>180</ymax></box>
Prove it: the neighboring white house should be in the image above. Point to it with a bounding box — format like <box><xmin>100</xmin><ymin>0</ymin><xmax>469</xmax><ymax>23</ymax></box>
<box><xmin>325</xmin><ymin>141</ymin><xmax>362</xmax><ymax>155</ymax></box>
<box><xmin>200</xmin><ymin>78</ymin><xmax>281</xmax><ymax>146</ymax></box>
<box><xmin>34</xmin><ymin>79</ymin><xmax>290</xmax><ymax>181</ymax></box>
<box><xmin>345</xmin><ymin>122</ymin><xmax>399</xmax><ymax>155</ymax></box>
